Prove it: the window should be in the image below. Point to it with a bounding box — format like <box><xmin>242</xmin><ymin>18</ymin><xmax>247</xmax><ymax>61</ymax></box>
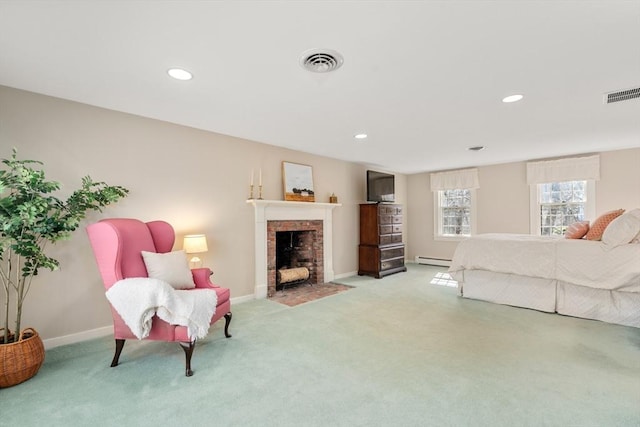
<box><xmin>435</xmin><ymin>188</ymin><xmax>476</xmax><ymax>239</ymax></box>
<box><xmin>527</xmin><ymin>155</ymin><xmax>599</xmax><ymax>236</ymax></box>
<box><xmin>530</xmin><ymin>180</ymin><xmax>595</xmax><ymax>236</ymax></box>
<box><xmin>430</xmin><ymin>168</ymin><xmax>479</xmax><ymax>240</ymax></box>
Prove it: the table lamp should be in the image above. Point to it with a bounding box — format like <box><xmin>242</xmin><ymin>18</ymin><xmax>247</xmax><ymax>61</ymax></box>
<box><xmin>183</xmin><ymin>234</ymin><xmax>208</xmax><ymax>267</ymax></box>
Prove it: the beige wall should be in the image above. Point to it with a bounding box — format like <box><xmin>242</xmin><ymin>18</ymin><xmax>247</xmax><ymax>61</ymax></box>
<box><xmin>2</xmin><ymin>84</ymin><xmax>637</xmax><ymax>344</ymax></box>
<box><xmin>0</xmin><ymin>85</ymin><xmax>408</xmax><ymax>343</ymax></box>
<box><xmin>407</xmin><ymin>147</ymin><xmax>640</xmax><ymax>261</ymax></box>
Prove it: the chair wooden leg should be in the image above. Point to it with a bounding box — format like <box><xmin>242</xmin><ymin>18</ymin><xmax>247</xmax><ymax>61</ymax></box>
<box><xmin>179</xmin><ymin>341</ymin><xmax>196</xmax><ymax>377</ymax></box>
<box><xmin>224</xmin><ymin>312</ymin><xmax>232</xmax><ymax>338</ymax></box>
<box><xmin>111</xmin><ymin>339</ymin><xmax>125</xmax><ymax>367</ymax></box>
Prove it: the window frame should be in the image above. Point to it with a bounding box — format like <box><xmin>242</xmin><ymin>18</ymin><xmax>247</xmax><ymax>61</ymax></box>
<box><xmin>433</xmin><ymin>188</ymin><xmax>477</xmax><ymax>241</ymax></box>
<box><xmin>529</xmin><ymin>179</ymin><xmax>596</xmax><ymax>235</ymax></box>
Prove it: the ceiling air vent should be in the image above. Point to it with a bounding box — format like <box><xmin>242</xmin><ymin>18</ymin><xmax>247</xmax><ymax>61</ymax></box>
<box><xmin>300</xmin><ymin>49</ymin><xmax>344</xmax><ymax>73</ymax></box>
<box><xmin>604</xmin><ymin>87</ymin><xmax>640</xmax><ymax>104</ymax></box>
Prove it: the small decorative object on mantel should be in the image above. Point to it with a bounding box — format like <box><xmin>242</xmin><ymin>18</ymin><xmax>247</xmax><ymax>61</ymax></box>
<box><xmin>248</xmin><ymin>168</ymin><xmax>264</xmax><ymax>200</ymax></box>
<box><xmin>329</xmin><ymin>193</ymin><xmax>338</xmax><ymax>204</ymax></box>
<box><xmin>248</xmin><ymin>169</ymin><xmax>255</xmax><ymax>200</ymax></box>
<box><xmin>282</xmin><ymin>161</ymin><xmax>315</xmax><ymax>202</ymax></box>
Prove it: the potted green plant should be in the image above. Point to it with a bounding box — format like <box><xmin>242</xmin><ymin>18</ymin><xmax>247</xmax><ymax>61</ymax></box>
<box><xmin>0</xmin><ymin>149</ymin><xmax>128</xmax><ymax>387</ymax></box>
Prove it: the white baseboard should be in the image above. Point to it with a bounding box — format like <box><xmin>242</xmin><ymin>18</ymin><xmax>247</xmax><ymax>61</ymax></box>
<box><xmin>231</xmin><ymin>294</ymin><xmax>255</xmax><ymax>304</ymax></box>
<box><xmin>414</xmin><ymin>256</ymin><xmax>452</xmax><ymax>267</ymax></box>
<box><xmin>334</xmin><ymin>271</ymin><xmax>358</xmax><ymax>280</ymax></box>
<box><xmin>43</xmin><ymin>325</ymin><xmax>113</xmax><ymax>350</ymax></box>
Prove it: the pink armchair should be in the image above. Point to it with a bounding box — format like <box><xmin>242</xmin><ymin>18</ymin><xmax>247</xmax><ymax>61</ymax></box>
<box><xmin>86</xmin><ymin>218</ymin><xmax>231</xmax><ymax>376</ymax></box>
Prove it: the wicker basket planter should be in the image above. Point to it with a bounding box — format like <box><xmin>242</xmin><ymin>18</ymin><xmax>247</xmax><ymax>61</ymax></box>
<box><xmin>0</xmin><ymin>328</ymin><xmax>45</xmax><ymax>388</ymax></box>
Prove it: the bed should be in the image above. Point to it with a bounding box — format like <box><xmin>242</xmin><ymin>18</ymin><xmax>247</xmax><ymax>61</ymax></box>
<box><xmin>448</xmin><ymin>210</ymin><xmax>640</xmax><ymax>328</ymax></box>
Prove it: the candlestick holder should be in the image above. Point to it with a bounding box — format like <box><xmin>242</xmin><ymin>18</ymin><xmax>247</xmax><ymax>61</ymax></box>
<box><xmin>258</xmin><ymin>185</ymin><xmax>263</xmax><ymax>200</ymax></box>
<box><xmin>248</xmin><ymin>184</ymin><xmax>254</xmax><ymax>200</ymax></box>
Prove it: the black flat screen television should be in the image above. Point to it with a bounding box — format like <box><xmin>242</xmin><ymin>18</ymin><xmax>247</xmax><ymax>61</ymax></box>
<box><xmin>366</xmin><ymin>170</ymin><xmax>395</xmax><ymax>203</ymax></box>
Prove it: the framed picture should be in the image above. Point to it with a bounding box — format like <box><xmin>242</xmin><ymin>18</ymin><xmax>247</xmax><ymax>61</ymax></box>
<box><xmin>282</xmin><ymin>161</ymin><xmax>315</xmax><ymax>202</ymax></box>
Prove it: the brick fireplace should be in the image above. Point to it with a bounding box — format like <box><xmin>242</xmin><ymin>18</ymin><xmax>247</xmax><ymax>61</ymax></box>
<box><xmin>269</xmin><ymin>220</ymin><xmax>323</xmax><ymax>296</ymax></box>
<box><xmin>247</xmin><ymin>200</ymin><xmax>340</xmax><ymax>299</ymax></box>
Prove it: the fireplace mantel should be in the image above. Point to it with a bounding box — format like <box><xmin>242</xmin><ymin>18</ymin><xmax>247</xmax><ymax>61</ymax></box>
<box><xmin>247</xmin><ymin>199</ymin><xmax>341</xmax><ymax>298</ymax></box>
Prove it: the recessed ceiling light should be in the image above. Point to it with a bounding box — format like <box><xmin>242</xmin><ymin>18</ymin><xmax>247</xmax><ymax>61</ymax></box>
<box><xmin>502</xmin><ymin>94</ymin><xmax>523</xmax><ymax>103</ymax></box>
<box><xmin>167</xmin><ymin>68</ymin><xmax>193</xmax><ymax>81</ymax></box>
<box><xmin>468</xmin><ymin>146</ymin><xmax>485</xmax><ymax>151</ymax></box>
<box><xmin>354</xmin><ymin>133</ymin><xmax>368</xmax><ymax>140</ymax></box>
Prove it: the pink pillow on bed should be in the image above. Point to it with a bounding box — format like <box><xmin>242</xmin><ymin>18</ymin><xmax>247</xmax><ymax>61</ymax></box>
<box><xmin>564</xmin><ymin>221</ymin><xmax>590</xmax><ymax>239</ymax></box>
<box><xmin>585</xmin><ymin>209</ymin><xmax>625</xmax><ymax>241</ymax></box>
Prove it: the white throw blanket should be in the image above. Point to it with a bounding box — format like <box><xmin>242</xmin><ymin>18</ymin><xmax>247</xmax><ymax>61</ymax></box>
<box><xmin>105</xmin><ymin>278</ymin><xmax>218</xmax><ymax>340</ymax></box>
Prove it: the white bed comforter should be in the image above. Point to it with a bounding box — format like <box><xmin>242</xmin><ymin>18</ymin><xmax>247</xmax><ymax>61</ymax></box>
<box><xmin>449</xmin><ymin>233</ymin><xmax>640</xmax><ymax>292</ymax></box>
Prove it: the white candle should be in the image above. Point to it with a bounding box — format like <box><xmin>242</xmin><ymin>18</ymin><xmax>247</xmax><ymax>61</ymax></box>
<box><xmin>251</xmin><ymin>169</ymin><xmax>254</xmax><ymax>186</ymax></box>
<box><xmin>259</xmin><ymin>168</ymin><xmax>262</xmax><ymax>186</ymax></box>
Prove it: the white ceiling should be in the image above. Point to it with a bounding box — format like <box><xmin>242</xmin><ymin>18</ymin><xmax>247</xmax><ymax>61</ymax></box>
<box><xmin>1</xmin><ymin>1</ymin><xmax>639</xmax><ymax>174</ymax></box>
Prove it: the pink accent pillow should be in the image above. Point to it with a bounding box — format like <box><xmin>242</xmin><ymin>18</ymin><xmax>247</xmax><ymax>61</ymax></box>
<box><xmin>564</xmin><ymin>221</ymin><xmax>590</xmax><ymax>239</ymax></box>
<box><xmin>585</xmin><ymin>209</ymin><xmax>625</xmax><ymax>241</ymax></box>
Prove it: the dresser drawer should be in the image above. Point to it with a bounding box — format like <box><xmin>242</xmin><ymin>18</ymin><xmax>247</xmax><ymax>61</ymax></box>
<box><xmin>380</xmin><ymin>246</ymin><xmax>404</xmax><ymax>260</ymax></box>
<box><xmin>381</xmin><ymin>257</ymin><xmax>404</xmax><ymax>271</ymax></box>
<box><xmin>392</xmin><ymin>224</ymin><xmax>402</xmax><ymax>233</ymax></box>
<box><xmin>380</xmin><ymin>224</ymin><xmax>393</xmax><ymax>235</ymax></box>
<box><xmin>379</xmin><ymin>205</ymin><xmax>396</xmax><ymax>215</ymax></box>
<box><xmin>379</xmin><ymin>234</ymin><xmax>402</xmax><ymax>245</ymax></box>
<box><xmin>380</xmin><ymin>215</ymin><xmax>402</xmax><ymax>225</ymax></box>
<box><xmin>379</xmin><ymin>205</ymin><xmax>402</xmax><ymax>214</ymax></box>
<box><xmin>379</xmin><ymin>234</ymin><xmax>392</xmax><ymax>245</ymax></box>
<box><xmin>379</xmin><ymin>215</ymin><xmax>393</xmax><ymax>225</ymax></box>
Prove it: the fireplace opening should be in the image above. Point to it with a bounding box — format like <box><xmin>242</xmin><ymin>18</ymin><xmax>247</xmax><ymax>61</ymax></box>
<box><xmin>275</xmin><ymin>230</ymin><xmax>317</xmax><ymax>291</ymax></box>
<box><xmin>267</xmin><ymin>219</ymin><xmax>324</xmax><ymax>297</ymax></box>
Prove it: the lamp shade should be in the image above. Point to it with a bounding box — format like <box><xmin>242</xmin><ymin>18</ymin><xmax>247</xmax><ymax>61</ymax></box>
<box><xmin>183</xmin><ymin>234</ymin><xmax>208</xmax><ymax>254</ymax></box>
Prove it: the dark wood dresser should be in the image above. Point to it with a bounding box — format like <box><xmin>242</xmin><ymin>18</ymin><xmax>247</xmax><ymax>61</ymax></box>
<box><xmin>358</xmin><ymin>203</ymin><xmax>407</xmax><ymax>278</ymax></box>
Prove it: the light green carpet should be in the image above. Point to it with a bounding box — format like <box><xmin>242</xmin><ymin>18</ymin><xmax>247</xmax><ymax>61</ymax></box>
<box><xmin>3</xmin><ymin>265</ymin><xmax>639</xmax><ymax>426</ymax></box>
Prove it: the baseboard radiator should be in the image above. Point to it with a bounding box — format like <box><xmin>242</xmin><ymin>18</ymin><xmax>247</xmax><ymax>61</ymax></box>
<box><xmin>415</xmin><ymin>256</ymin><xmax>452</xmax><ymax>267</ymax></box>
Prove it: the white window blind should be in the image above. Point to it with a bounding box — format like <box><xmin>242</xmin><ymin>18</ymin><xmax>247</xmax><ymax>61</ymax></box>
<box><xmin>430</xmin><ymin>168</ymin><xmax>479</xmax><ymax>191</ymax></box>
<box><xmin>526</xmin><ymin>155</ymin><xmax>600</xmax><ymax>184</ymax></box>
